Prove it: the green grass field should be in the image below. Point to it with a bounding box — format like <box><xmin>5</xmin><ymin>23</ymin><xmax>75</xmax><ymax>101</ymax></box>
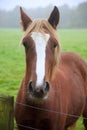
<box><xmin>0</xmin><ymin>29</ymin><xmax>87</xmax><ymax>130</ymax></box>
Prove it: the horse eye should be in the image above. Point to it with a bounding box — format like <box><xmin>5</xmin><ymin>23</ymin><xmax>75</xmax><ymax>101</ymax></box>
<box><xmin>23</xmin><ymin>42</ymin><xmax>28</xmax><ymax>48</ymax></box>
<box><xmin>23</xmin><ymin>42</ymin><xmax>26</xmax><ymax>47</ymax></box>
<box><xmin>22</xmin><ymin>38</ymin><xmax>28</xmax><ymax>48</ymax></box>
<box><xmin>53</xmin><ymin>43</ymin><xmax>57</xmax><ymax>48</ymax></box>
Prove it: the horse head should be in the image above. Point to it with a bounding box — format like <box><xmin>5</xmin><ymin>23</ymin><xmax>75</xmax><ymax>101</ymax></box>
<box><xmin>20</xmin><ymin>6</ymin><xmax>60</xmax><ymax>100</ymax></box>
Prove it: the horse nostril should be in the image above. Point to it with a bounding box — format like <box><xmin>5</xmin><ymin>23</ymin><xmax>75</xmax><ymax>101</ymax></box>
<box><xmin>28</xmin><ymin>81</ymin><xmax>50</xmax><ymax>98</ymax></box>
<box><xmin>28</xmin><ymin>81</ymin><xmax>34</xmax><ymax>93</ymax></box>
<box><xmin>44</xmin><ymin>81</ymin><xmax>50</xmax><ymax>92</ymax></box>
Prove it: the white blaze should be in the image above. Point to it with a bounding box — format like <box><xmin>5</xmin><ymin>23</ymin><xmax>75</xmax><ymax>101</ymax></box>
<box><xmin>31</xmin><ymin>32</ymin><xmax>50</xmax><ymax>87</ymax></box>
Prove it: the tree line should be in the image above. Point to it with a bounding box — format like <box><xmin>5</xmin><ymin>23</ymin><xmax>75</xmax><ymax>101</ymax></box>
<box><xmin>0</xmin><ymin>2</ymin><xmax>87</xmax><ymax>29</ymax></box>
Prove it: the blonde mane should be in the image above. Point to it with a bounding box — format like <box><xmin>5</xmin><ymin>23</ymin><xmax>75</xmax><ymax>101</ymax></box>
<box><xmin>23</xmin><ymin>19</ymin><xmax>60</xmax><ymax>43</ymax></box>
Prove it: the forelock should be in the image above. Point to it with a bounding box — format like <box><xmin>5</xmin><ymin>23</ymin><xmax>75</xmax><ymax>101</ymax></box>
<box><xmin>23</xmin><ymin>19</ymin><xmax>59</xmax><ymax>41</ymax></box>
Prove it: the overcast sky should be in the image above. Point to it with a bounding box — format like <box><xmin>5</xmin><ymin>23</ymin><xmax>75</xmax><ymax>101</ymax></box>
<box><xmin>0</xmin><ymin>0</ymin><xmax>87</xmax><ymax>10</ymax></box>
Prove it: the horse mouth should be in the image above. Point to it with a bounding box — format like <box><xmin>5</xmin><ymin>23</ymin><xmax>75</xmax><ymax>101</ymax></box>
<box><xmin>29</xmin><ymin>90</ymin><xmax>48</xmax><ymax>100</ymax></box>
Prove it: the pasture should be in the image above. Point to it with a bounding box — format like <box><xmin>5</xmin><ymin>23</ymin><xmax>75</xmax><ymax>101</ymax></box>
<box><xmin>0</xmin><ymin>29</ymin><xmax>87</xmax><ymax>130</ymax></box>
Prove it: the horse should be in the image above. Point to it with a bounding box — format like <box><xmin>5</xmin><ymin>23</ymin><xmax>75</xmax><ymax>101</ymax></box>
<box><xmin>15</xmin><ymin>6</ymin><xmax>87</xmax><ymax>130</ymax></box>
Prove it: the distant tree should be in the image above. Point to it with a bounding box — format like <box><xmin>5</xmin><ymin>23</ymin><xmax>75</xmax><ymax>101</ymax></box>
<box><xmin>75</xmin><ymin>2</ymin><xmax>87</xmax><ymax>28</ymax></box>
<box><xmin>59</xmin><ymin>4</ymin><xmax>71</xmax><ymax>28</ymax></box>
<box><xmin>0</xmin><ymin>2</ymin><xmax>87</xmax><ymax>28</ymax></box>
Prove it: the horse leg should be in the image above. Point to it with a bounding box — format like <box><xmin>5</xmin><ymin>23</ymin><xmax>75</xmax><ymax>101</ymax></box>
<box><xmin>83</xmin><ymin>98</ymin><xmax>87</xmax><ymax>130</ymax></box>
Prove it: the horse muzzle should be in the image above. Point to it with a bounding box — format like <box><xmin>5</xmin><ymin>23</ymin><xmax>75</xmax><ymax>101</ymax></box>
<box><xmin>27</xmin><ymin>81</ymin><xmax>50</xmax><ymax>99</ymax></box>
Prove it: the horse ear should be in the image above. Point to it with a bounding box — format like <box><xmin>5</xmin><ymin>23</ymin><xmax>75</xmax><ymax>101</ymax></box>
<box><xmin>20</xmin><ymin>7</ymin><xmax>32</xmax><ymax>31</ymax></box>
<box><xmin>48</xmin><ymin>6</ymin><xmax>60</xmax><ymax>29</ymax></box>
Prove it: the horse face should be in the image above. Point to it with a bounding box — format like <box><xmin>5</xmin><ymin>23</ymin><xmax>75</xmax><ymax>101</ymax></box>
<box><xmin>23</xmin><ymin>32</ymin><xmax>50</xmax><ymax>99</ymax></box>
<box><xmin>20</xmin><ymin>6</ymin><xmax>60</xmax><ymax>99</ymax></box>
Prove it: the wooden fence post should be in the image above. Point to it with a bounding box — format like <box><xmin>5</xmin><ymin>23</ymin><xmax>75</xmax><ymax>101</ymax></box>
<box><xmin>0</xmin><ymin>95</ymin><xmax>14</xmax><ymax>130</ymax></box>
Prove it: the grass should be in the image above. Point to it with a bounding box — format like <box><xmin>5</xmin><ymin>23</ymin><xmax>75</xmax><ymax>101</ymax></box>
<box><xmin>58</xmin><ymin>29</ymin><xmax>87</xmax><ymax>59</ymax></box>
<box><xmin>0</xmin><ymin>29</ymin><xmax>25</xmax><ymax>97</ymax></box>
<box><xmin>0</xmin><ymin>29</ymin><xmax>87</xmax><ymax>130</ymax></box>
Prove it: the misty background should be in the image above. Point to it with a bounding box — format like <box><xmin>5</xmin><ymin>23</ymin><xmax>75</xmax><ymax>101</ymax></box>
<box><xmin>0</xmin><ymin>2</ymin><xmax>87</xmax><ymax>29</ymax></box>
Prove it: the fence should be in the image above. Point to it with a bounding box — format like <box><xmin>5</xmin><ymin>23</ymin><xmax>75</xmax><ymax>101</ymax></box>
<box><xmin>0</xmin><ymin>94</ymin><xmax>86</xmax><ymax>130</ymax></box>
<box><xmin>0</xmin><ymin>94</ymin><xmax>14</xmax><ymax>130</ymax></box>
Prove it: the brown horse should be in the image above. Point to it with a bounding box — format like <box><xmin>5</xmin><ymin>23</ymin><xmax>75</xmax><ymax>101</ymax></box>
<box><xmin>15</xmin><ymin>6</ymin><xmax>87</xmax><ymax>130</ymax></box>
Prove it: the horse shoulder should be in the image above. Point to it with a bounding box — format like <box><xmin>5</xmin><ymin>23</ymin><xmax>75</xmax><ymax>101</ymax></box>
<box><xmin>60</xmin><ymin>52</ymin><xmax>87</xmax><ymax>82</ymax></box>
